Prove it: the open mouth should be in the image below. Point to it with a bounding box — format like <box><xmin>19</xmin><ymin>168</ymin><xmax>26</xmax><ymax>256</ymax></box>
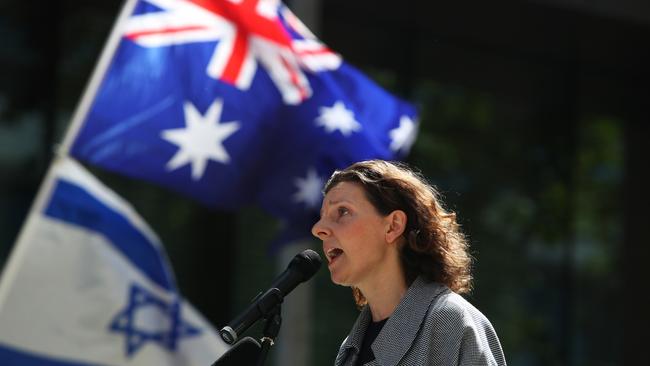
<box><xmin>326</xmin><ymin>248</ymin><xmax>344</xmax><ymax>263</ymax></box>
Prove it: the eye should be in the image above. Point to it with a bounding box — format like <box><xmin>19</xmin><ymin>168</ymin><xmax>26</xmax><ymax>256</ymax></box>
<box><xmin>337</xmin><ymin>206</ymin><xmax>349</xmax><ymax>218</ymax></box>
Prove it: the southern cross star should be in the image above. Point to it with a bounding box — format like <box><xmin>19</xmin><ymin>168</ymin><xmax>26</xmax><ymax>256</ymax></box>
<box><xmin>161</xmin><ymin>99</ymin><xmax>240</xmax><ymax>180</ymax></box>
<box><xmin>314</xmin><ymin>101</ymin><xmax>362</xmax><ymax>136</ymax></box>
<box><xmin>389</xmin><ymin>115</ymin><xmax>418</xmax><ymax>154</ymax></box>
<box><xmin>293</xmin><ymin>168</ymin><xmax>324</xmax><ymax>208</ymax></box>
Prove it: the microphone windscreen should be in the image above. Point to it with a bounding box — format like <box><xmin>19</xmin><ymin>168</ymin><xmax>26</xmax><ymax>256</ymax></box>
<box><xmin>289</xmin><ymin>249</ymin><xmax>322</xmax><ymax>280</ymax></box>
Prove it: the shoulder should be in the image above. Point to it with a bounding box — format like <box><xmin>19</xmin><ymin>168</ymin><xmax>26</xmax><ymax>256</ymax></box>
<box><xmin>422</xmin><ymin>287</ymin><xmax>507</xmax><ymax>365</ymax></box>
<box><xmin>428</xmin><ymin>288</ymin><xmax>492</xmax><ymax>329</ymax></box>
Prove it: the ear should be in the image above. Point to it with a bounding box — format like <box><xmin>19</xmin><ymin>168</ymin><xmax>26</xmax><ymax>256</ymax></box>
<box><xmin>385</xmin><ymin>210</ymin><xmax>407</xmax><ymax>244</ymax></box>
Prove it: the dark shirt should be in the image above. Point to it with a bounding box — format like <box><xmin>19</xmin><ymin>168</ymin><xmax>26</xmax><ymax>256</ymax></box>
<box><xmin>356</xmin><ymin>318</ymin><xmax>388</xmax><ymax>366</ymax></box>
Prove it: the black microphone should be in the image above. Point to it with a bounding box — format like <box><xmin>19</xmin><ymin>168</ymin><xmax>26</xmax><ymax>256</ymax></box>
<box><xmin>219</xmin><ymin>249</ymin><xmax>322</xmax><ymax>344</ymax></box>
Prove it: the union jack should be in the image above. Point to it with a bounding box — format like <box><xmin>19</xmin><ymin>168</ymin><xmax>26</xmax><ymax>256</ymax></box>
<box><xmin>124</xmin><ymin>0</ymin><xmax>341</xmax><ymax>104</ymax></box>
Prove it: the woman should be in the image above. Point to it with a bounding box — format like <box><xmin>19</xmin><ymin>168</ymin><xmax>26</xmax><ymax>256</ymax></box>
<box><xmin>312</xmin><ymin>160</ymin><xmax>506</xmax><ymax>366</ymax></box>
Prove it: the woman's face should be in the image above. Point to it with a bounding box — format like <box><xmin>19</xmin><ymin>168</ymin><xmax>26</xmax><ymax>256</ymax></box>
<box><xmin>311</xmin><ymin>181</ymin><xmax>393</xmax><ymax>288</ymax></box>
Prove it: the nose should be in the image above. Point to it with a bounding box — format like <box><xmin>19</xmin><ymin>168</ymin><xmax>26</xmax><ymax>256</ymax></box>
<box><xmin>311</xmin><ymin>218</ymin><xmax>330</xmax><ymax>240</ymax></box>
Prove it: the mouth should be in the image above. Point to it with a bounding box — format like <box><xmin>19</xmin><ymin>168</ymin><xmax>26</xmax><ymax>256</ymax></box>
<box><xmin>326</xmin><ymin>248</ymin><xmax>344</xmax><ymax>264</ymax></box>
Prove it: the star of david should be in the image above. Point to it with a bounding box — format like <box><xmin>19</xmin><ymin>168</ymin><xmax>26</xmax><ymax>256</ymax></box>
<box><xmin>109</xmin><ymin>283</ymin><xmax>202</xmax><ymax>356</ymax></box>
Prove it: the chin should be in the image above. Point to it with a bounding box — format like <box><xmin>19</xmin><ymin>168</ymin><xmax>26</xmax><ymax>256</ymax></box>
<box><xmin>333</xmin><ymin>278</ymin><xmax>355</xmax><ymax>288</ymax></box>
<box><xmin>329</xmin><ymin>272</ymin><xmax>349</xmax><ymax>287</ymax></box>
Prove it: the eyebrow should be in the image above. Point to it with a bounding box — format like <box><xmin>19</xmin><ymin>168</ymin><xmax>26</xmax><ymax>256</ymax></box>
<box><xmin>319</xmin><ymin>199</ymin><xmax>352</xmax><ymax>217</ymax></box>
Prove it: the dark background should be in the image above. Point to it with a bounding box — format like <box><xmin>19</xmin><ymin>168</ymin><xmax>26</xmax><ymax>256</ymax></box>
<box><xmin>1</xmin><ymin>0</ymin><xmax>649</xmax><ymax>365</ymax></box>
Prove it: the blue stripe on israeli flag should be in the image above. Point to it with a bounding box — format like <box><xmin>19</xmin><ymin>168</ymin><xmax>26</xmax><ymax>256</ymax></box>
<box><xmin>0</xmin><ymin>345</ymin><xmax>103</xmax><ymax>366</ymax></box>
<box><xmin>44</xmin><ymin>178</ymin><xmax>174</xmax><ymax>291</ymax></box>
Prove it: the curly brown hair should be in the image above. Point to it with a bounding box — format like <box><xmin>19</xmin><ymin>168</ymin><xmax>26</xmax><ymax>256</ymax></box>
<box><xmin>323</xmin><ymin>160</ymin><xmax>473</xmax><ymax>307</ymax></box>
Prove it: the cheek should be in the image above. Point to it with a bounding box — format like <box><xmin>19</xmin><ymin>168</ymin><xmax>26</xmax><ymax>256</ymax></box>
<box><xmin>340</xmin><ymin>222</ymin><xmax>374</xmax><ymax>246</ymax></box>
<box><xmin>346</xmin><ymin>224</ymin><xmax>385</xmax><ymax>253</ymax></box>
<box><xmin>347</xmin><ymin>223</ymin><xmax>370</xmax><ymax>239</ymax></box>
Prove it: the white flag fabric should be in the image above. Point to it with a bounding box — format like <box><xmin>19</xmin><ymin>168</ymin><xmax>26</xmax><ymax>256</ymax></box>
<box><xmin>0</xmin><ymin>157</ymin><xmax>228</xmax><ymax>365</ymax></box>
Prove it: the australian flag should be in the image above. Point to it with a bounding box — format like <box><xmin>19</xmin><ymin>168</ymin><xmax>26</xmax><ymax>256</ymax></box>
<box><xmin>69</xmin><ymin>0</ymin><xmax>419</xmax><ymax>235</ymax></box>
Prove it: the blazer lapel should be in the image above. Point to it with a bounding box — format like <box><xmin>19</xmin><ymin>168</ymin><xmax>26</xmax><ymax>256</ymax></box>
<box><xmin>371</xmin><ymin>277</ymin><xmax>447</xmax><ymax>366</ymax></box>
<box><xmin>336</xmin><ymin>306</ymin><xmax>371</xmax><ymax>366</ymax></box>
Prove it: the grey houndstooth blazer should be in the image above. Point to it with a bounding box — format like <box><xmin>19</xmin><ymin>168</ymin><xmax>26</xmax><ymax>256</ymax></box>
<box><xmin>334</xmin><ymin>277</ymin><xmax>506</xmax><ymax>366</ymax></box>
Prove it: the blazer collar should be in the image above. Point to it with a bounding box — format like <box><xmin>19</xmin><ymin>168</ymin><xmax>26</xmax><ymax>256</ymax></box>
<box><xmin>338</xmin><ymin>302</ymin><xmax>371</xmax><ymax>356</ymax></box>
<box><xmin>338</xmin><ymin>277</ymin><xmax>447</xmax><ymax>366</ymax></box>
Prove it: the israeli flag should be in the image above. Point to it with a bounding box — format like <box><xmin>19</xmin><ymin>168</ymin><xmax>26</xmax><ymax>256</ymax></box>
<box><xmin>0</xmin><ymin>157</ymin><xmax>228</xmax><ymax>365</ymax></box>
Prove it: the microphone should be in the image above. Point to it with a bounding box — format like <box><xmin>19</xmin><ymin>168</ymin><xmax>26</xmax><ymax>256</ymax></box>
<box><xmin>219</xmin><ymin>249</ymin><xmax>322</xmax><ymax>344</ymax></box>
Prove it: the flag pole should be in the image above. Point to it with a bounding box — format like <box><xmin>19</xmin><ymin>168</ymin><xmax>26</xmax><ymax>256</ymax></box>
<box><xmin>0</xmin><ymin>0</ymin><xmax>139</xmax><ymax>300</ymax></box>
<box><xmin>57</xmin><ymin>0</ymin><xmax>140</xmax><ymax>156</ymax></box>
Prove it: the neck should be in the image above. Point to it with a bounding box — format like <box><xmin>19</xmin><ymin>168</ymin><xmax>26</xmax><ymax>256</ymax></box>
<box><xmin>358</xmin><ymin>263</ymin><xmax>408</xmax><ymax>322</ymax></box>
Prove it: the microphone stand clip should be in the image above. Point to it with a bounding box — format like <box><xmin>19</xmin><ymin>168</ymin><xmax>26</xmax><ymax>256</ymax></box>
<box><xmin>256</xmin><ymin>304</ymin><xmax>282</xmax><ymax>366</ymax></box>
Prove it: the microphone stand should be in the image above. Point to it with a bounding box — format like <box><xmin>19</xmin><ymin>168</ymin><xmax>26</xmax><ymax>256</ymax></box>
<box><xmin>256</xmin><ymin>306</ymin><xmax>282</xmax><ymax>366</ymax></box>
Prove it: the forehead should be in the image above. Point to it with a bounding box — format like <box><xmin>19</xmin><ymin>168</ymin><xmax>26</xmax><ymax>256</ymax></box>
<box><xmin>323</xmin><ymin>181</ymin><xmax>369</xmax><ymax>207</ymax></box>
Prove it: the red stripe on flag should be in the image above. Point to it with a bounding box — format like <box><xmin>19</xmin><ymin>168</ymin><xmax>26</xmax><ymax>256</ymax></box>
<box><xmin>188</xmin><ymin>0</ymin><xmax>292</xmax><ymax>47</ymax></box>
<box><xmin>296</xmin><ymin>48</ymin><xmax>336</xmax><ymax>57</ymax></box>
<box><xmin>221</xmin><ymin>30</ymin><xmax>249</xmax><ymax>85</ymax></box>
<box><xmin>126</xmin><ymin>25</ymin><xmax>209</xmax><ymax>40</ymax></box>
<box><xmin>280</xmin><ymin>56</ymin><xmax>308</xmax><ymax>101</ymax></box>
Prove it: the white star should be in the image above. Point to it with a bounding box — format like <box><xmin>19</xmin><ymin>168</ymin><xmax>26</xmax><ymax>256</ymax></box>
<box><xmin>389</xmin><ymin>115</ymin><xmax>418</xmax><ymax>154</ymax></box>
<box><xmin>314</xmin><ymin>101</ymin><xmax>361</xmax><ymax>136</ymax></box>
<box><xmin>161</xmin><ymin>99</ymin><xmax>240</xmax><ymax>180</ymax></box>
<box><xmin>293</xmin><ymin>168</ymin><xmax>324</xmax><ymax>209</ymax></box>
